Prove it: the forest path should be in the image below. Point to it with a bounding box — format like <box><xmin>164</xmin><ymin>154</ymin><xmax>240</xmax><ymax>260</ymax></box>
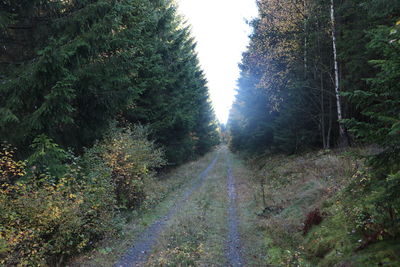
<box><xmin>143</xmin><ymin>146</ymin><xmax>247</xmax><ymax>266</ymax></box>
<box><xmin>115</xmin><ymin>153</ymin><xmax>220</xmax><ymax>267</ymax></box>
<box><xmin>76</xmin><ymin>146</ymin><xmax>256</xmax><ymax>267</ymax></box>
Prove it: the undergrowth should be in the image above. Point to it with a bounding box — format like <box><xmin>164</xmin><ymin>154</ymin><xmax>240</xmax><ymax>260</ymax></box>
<box><xmin>248</xmin><ymin>147</ymin><xmax>400</xmax><ymax>266</ymax></box>
<box><xmin>0</xmin><ymin>125</ymin><xmax>166</xmax><ymax>266</ymax></box>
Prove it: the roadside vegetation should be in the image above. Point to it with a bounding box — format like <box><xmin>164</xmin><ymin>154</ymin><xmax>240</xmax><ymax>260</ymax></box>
<box><xmin>232</xmin><ymin>147</ymin><xmax>400</xmax><ymax>266</ymax></box>
<box><xmin>228</xmin><ymin>0</ymin><xmax>400</xmax><ymax>266</ymax></box>
<box><xmin>0</xmin><ymin>125</ymin><xmax>166</xmax><ymax>266</ymax></box>
<box><xmin>69</xmin><ymin>150</ymin><xmax>219</xmax><ymax>267</ymax></box>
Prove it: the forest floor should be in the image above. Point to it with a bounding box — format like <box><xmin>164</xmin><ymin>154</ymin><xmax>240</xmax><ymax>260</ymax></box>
<box><xmin>69</xmin><ymin>146</ymin><xmax>261</xmax><ymax>267</ymax></box>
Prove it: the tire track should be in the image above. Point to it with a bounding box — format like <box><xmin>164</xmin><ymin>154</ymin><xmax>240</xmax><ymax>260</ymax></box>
<box><xmin>115</xmin><ymin>155</ymin><xmax>219</xmax><ymax>267</ymax></box>
<box><xmin>226</xmin><ymin>154</ymin><xmax>244</xmax><ymax>267</ymax></box>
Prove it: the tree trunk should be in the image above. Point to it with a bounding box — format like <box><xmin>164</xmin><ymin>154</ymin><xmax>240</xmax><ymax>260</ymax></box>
<box><xmin>316</xmin><ymin>15</ymin><xmax>327</xmax><ymax>149</ymax></box>
<box><xmin>330</xmin><ymin>0</ymin><xmax>348</xmax><ymax>147</ymax></box>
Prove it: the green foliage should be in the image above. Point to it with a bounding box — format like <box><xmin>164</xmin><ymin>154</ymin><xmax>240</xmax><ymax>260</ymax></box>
<box><xmin>227</xmin><ymin>1</ymin><xmax>400</xmax><ymax>265</ymax></box>
<box><xmin>0</xmin><ymin>0</ymin><xmax>218</xmax><ymax>163</ymax></box>
<box><xmin>228</xmin><ymin>0</ymin><xmax>337</xmax><ymax>154</ymax></box>
<box><xmin>27</xmin><ymin>135</ymin><xmax>70</xmax><ymax>178</ymax></box>
<box><xmin>345</xmin><ymin>20</ymin><xmax>400</xmax><ymax>174</ymax></box>
<box><xmin>341</xmin><ymin>20</ymin><xmax>400</xmax><ymax>250</ymax></box>
<box><xmin>0</xmin><ymin>0</ymin><xmax>217</xmax><ymax>264</ymax></box>
<box><xmin>0</xmin><ymin>0</ymin><xmax>219</xmax><ymax>264</ymax></box>
<box><xmin>228</xmin><ymin>0</ymin><xmax>399</xmax><ymax>156</ymax></box>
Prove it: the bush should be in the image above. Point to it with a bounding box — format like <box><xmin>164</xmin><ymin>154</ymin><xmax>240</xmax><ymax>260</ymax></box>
<box><xmin>0</xmin><ymin>124</ymin><xmax>166</xmax><ymax>265</ymax></box>
<box><xmin>96</xmin><ymin>125</ymin><xmax>166</xmax><ymax>209</ymax></box>
<box><xmin>0</xmin><ymin>142</ymin><xmax>120</xmax><ymax>266</ymax></box>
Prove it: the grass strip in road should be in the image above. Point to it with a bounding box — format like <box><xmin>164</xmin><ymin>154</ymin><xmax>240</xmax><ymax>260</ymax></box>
<box><xmin>146</xmin><ymin>148</ymin><xmax>229</xmax><ymax>266</ymax></box>
<box><xmin>115</xmin><ymin>155</ymin><xmax>219</xmax><ymax>266</ymax></box>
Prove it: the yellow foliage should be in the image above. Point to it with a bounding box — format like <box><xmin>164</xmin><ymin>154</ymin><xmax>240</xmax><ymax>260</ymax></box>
<box><xmin>0</xmin><ymin>145</ymin><xmax>119</xmax><ymax>266</ymax></box>
<box><xmin>0</xmin><ymin>144</ymin><xmax>26</xmax><ymax>183</ymax></box>
<box><xmin>98</xmin><ymin>126</ymin><xmax>165</xmax><ymax>209</ymax></box>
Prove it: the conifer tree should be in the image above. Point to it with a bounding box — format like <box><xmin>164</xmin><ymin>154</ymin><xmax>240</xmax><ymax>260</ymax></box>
<box><xmin>0</xmin><ymin>0</ymin><xmax>218</xmax><ymax>163</ymax></box>
<box><xmin>345</xmin><ymin>19</ymin><xmax>400</xmax><ymax>173</ymax></box>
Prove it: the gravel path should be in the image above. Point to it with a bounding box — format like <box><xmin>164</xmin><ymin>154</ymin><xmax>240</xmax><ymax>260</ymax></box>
<box><xmin>226</xmin><ymin>156</ymin><xmax>244</xmax><ymax>267</ymax></box>
<box><xmin>115</xmin><ymin>156</ymin><xmax>219</xmax><ymax>267</ymax></box>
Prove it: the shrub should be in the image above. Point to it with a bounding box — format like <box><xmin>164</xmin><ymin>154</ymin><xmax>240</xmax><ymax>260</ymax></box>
<box><xmin>0</xmin><ymin>124</ymin><xmax>165</xmax><ymax>265</ymax></box>
<box><xmin>27</xmin><ymin>135</ymin><xmax>70</xmax><ymax>179</ymax></box>
<box><xmin>0</xmin><ymin>142</ymin><xmax>120</xmax><ymax>266</ymax></box>
<box><xmin>0</xmin><ymin>143</ymin><xmax>26</xmax><ymax>185</ymax></box>
<box><xmin>96</xmin><ymin>124</ymin><xmax>166</xmax><ymax>209</ymax></box>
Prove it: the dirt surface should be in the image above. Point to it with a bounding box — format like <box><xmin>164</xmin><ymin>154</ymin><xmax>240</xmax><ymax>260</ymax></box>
<box><xmin>114</xmin><ymin>156</ymin><xmax>219</xmax><ymax>267</ymax></box>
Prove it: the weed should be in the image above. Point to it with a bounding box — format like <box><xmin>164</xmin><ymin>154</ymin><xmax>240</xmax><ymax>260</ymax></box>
<box><xmin>303</xmin><ymin>209</ymin><xmax>323</xmax><ymax>235</ymax></box>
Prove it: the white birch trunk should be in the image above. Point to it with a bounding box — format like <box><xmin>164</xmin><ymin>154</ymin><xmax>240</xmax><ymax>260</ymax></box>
<box><xmin>330</xmin><ymin>0</ymin><xmax>346</xmax><ymax>140</ymax></box>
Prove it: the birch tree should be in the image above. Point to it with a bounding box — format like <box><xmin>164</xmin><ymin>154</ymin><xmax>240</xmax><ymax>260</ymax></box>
<box><xmin>330</xmin><ymin>0</ymin><xmax>348</xmax><ymax>146</ymax></box>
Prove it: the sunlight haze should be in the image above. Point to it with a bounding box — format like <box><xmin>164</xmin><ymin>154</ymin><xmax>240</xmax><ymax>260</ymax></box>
<box><xmin>177</xmin><ymin>0</ymin><xmax>258</xmax><ymax>124</ymax></box>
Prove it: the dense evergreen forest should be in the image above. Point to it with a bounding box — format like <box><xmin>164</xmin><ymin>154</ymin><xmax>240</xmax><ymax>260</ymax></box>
<box><xmin>0</xmin><ymin>0</ymin><xmax>218</xmax><ymax>265</ymax></box>
<box><xmin>229</xmin><ymin>0</ymin><xmax>399</xmax><ymax>156</ymax></box>
<box><xmin>228</xmin><ymin>0</ymin><xmax>400</xmax><ymax>265</ymax></box>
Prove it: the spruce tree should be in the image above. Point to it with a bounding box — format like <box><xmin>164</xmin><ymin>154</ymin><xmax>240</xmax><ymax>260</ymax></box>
<box><xmin>1</xmin><ymin>0</ymin><xmax>219</xmax><ymax>162</ymax></box>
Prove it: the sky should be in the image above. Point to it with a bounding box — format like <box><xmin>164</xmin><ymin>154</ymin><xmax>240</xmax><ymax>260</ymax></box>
<box><xmin>177</xmin><ymin>0</ymin><xmax>258</xmax><ymax>124</ymax></box>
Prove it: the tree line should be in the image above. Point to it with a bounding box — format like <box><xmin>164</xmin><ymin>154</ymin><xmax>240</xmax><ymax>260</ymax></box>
<box><xmin>0</xmin><ymin>0</ymin><xmax>219</xmax><ymax>165</ymax></box>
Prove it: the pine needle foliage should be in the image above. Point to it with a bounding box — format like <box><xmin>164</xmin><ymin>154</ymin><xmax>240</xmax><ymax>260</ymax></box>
<box><xmin>0</xmin><ymin>0</ymin><xmax>219</xmax><ymax>163</ymax></box>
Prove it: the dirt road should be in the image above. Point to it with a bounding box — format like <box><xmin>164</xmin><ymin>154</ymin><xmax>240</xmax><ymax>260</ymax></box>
<box><xmin>112</xmin><ymin>146</ymin><xmax>253</xmax><ymax>266</ymax></box>
<box><xmin>115</xmin><ymin>156</ymin><xmax>219</xmax><ymax>266</ymax></box>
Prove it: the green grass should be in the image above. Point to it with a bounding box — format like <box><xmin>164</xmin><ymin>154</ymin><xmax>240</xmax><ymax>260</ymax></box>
<box><xmin>304</xmin><ymin>201</ymin><xmax>400</xmax><ymax>267</ymax></box>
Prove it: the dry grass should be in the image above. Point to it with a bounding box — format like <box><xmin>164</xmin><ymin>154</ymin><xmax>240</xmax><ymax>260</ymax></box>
<box><xmin>254</xmin><ymin>149</ymin><xmax>361</xmax><ymax>214</ymax></box>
